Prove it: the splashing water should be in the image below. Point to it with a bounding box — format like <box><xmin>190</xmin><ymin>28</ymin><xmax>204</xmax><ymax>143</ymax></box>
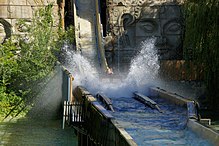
<box><xmin>61</xmin><ymin>44</ymin><xmax>99</xmax><ymax>88</ymax></box>
<box><xmin>126</xmin><ymin>38</ymin><xmax>160</xmax><ymax>86</ymax></box>
<box><xmin>62</xmin><ymin>38</ymin><xmax>159</xmax><ymax>97</ymax></box>
<box><xmin>61</xmin><ymin>40</ymin><xmax>214</xmax><ymax>146</ymax></box>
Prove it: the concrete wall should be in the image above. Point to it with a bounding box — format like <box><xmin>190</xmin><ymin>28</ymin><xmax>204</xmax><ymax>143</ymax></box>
<box><xmin>0</xmin><ymin>0</ymin><xmax>59</xmax><ymax>43</ymax></box>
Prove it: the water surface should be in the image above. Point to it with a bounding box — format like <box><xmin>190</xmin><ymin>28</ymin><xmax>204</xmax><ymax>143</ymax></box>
<box><xmin>111</xmin><ymin>96</ymin><xmax>213</xmax><ymax>146</ymax></box>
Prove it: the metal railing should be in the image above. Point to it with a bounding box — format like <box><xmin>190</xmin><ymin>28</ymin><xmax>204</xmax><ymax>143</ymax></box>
<box><xmin>63</xmin><ymin>100</ymin><xmax>85</xmax><ymax>129</ymax></box>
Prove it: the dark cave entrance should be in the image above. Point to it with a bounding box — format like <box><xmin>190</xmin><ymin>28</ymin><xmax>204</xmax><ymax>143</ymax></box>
<box><xmin>99</xmin><ymin>0</ymin><xmax>107</xmax><ymax>37</ymax></box>
<box><xmin>64</xmin><ymin>0</ymin><xmax>74</xmax><ymax>29</ymax></box>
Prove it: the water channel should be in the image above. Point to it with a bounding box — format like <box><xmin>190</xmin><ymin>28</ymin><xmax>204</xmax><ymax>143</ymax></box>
<box><xmin>110</xmin><ymin>96</ymin><xmax>213</xmax><ymax>146</ymax></box>
<box><xmin>63</xmin><ymin>39</ymin><xmax>215</xmax><ymax>145</ymax></box>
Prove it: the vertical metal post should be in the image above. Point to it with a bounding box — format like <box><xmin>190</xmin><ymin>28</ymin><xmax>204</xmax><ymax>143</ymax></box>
<box><xmin>67</xmin><ymin>77</ymin><xmax>70</xmax><ymax>101</ymax></box>
<box><xmin>117</xmin><ymin>36</ymin><xmax>120</xmax><ymax>73</ymax></box>
<box><xmin>62</xmin><ymin>101</ymin><xmax>67</xmax><ymax>129</ymax></box>
<box><xmin>69</xmin><ymin>75</ymin><xmax>74</xmax><ymax>103</ymax></box>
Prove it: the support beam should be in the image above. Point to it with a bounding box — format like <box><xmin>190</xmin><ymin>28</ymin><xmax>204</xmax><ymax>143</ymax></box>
<box><xmin>95</xmin><ymin>0</ymin><xmax>109</xmax><ymax>72</ymax></box>
<box><xmin>58</xmin><ymin>0</ymin><xmax>65</xmax><ymax>29</ymax></box>
<box><xmin>69</xmin><ymin>75</ymin><xmax>74</xmax><ymax>103</ymax></box>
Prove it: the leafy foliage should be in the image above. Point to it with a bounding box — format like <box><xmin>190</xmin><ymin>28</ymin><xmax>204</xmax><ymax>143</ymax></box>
<box><xmin>0</xmin><ymin>4</ymin><xmax>75</xmax><ymax>119</ymax></box>
<box><xmin>184</xmin><ymin>0</ymin><xmax>219</xmax><ymax>110</ymax></box>
<box><xmin>0</xmin><ymin>40</ymin><xmax>22</xmax><ymax>118</ymax></box>
<box><xmin>58</xmin><ymin>25</ymin><xmax>75</xmax><ymax>46</ymax></box>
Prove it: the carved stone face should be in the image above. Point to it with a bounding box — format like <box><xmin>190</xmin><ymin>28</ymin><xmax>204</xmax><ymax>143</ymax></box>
<box><xmin>135</xmin><ymin>4</ymin><xmax>183</xmax><ymax>59</ymax></box>
<box><xmin>119</xmin><ymin>3</ymin><xmax>183</xmax><ymax>60</ymax></box>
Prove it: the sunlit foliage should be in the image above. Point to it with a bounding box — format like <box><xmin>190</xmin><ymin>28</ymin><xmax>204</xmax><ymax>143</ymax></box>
<box><xmin>0</xmin><ymin>4</ymin><xmax>74</xmax><ymax>119</ymax></box>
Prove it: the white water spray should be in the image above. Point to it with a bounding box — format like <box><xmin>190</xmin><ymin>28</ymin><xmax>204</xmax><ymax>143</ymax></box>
<box><xmin>126</xmin><ymin>39</ymin><xmax>160</xmax><ymax>86</ymax></box>
<box><xmin>62</xmin><ymin>38</ymin><xmax>159</xmax><ymax>97</ymax></box>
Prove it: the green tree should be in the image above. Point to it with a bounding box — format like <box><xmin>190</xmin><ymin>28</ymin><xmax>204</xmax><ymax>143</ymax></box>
<box><xmin>0</xmin><ymin>41</ymin><xmax>22</xmax><ymax>117</ymax></box>
<box><xmin>184</xmin><ymin>0</ymin><xmax>219</xmax><ymax>112</ymax></box>
<box><xmin>0</xmin><ymin>4</ymin><xmax>75</xmax><ymax>119</ymax></box>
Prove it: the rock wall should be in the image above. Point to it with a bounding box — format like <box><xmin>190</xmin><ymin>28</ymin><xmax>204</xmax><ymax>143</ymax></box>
<box><xmin>105</xmin><ymin>0</ymin><xmax>185</xmax><ymax>72</ymax></box>
<box><xmin>0</xmin><ymin>0</ymin><xmax>59</xmax><ymax>43</ymax></box>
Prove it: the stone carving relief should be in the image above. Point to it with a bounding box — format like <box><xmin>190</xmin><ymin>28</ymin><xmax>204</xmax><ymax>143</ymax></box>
<box><xmin>107</xmin><ymin>0</ymin><xmax>184</xmax><ymax>60</ymax></box>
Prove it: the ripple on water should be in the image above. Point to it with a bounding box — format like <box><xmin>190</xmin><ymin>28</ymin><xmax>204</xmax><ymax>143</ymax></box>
<box><xmin>111</xmin><ymin>97</ymin><xmax>213</xmax><ymax>146</ymax></box>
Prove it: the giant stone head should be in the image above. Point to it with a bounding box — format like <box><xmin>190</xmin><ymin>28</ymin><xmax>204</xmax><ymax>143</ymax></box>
<box><xmin>119</xmin><ymin>1</ymin><xmax>184</xmax><ymax>60</ymax></box>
